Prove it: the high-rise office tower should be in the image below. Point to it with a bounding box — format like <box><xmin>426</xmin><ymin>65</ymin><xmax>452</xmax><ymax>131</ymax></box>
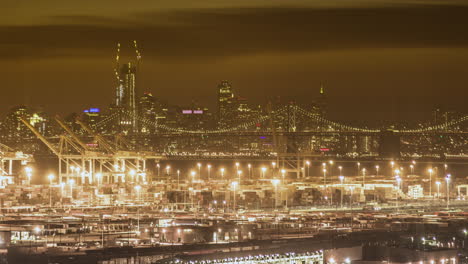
<box><xmin>113</xmin><ymin>41</ymin><xmax>141</xmax><ymax>134</ymax></box>
<box><xmin>139</xmin><ymin>92</ymin><xmax>156</xmax><ymax>134</ymax></box>
<box><xmin>217</xmin><ymin>80</ymin><xmax>235</xmax><ymax>128</ymax></box>
<box><xmin>316</xmin><ymin>82</ymin><xmax>327</xmax><ymax>117</ymax></box>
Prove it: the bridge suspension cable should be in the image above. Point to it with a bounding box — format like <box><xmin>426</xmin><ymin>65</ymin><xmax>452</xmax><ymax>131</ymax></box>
<box><xmin>93</xmin><ymin>105</ymin><xmax>467</xmax><ymax>134</ymax></box>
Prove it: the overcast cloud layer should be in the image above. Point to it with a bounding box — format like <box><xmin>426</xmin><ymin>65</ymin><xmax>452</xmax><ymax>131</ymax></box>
<box><xmin>1</xmin><ymin>1</ymin><xmax>467</xmax><ymax>121</ymax></box>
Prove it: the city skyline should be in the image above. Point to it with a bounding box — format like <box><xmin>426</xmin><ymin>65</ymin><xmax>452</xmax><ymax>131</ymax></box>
<box><xmin>2</xmin><ymin>1</ymin><xmax>468</xmax><ymax>121</ymax></box>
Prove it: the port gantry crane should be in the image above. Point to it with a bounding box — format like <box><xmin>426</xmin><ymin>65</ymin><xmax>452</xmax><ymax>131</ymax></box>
<box><xmin>0</xmin><ymin>142</ymin><xmax>33</xmax><ymax>185</ymax></box>
<box><xmin>22</xmin><ymin>116</ymin><xmax>162</xmax><ymax>185</ymax></box>
<box><xmin>74</xmin><ymin>117</ymin><xmax>162</xmax><ymax>183</ymax></box>
<box><xmin>21</xmin><ymin>117</ymin><xmax>106</xmax><ymax>185</ymax></box>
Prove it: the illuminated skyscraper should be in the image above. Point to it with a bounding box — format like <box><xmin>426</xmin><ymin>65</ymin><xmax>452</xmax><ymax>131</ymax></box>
<box><xmin>317</xmin><ymin>82</ymin><xmax>327</xmax><ymax>117</ymax></box>
<box><xmin>113</xmin><ymin>41</ymin><xmax>142</xmax><ymax>134</ymax></box>
<box><xmin>117</xmin><ymin>63</ymin><xmax>137</xmax><ymax>133</ymax></box>
<box><xmin>139</xmin><ymin>92</ymin><xmax>156</xmax><ymax>134</ymax></box>
<box><xmin>217</xmin><ymin>80</ymin><xmax>235</xmax><ymax>128</ymax></box>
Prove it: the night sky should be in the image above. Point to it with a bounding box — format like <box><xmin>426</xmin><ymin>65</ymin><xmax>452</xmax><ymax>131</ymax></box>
<box><xmin>2</xmin><ymin>0</ymin><xmax>468</xmax><ymax>122</ymax></box>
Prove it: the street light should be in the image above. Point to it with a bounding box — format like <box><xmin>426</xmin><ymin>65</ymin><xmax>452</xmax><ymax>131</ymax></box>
<box><xmin>338</xmin><ymin>166</ymin><xmax>343</xmax><ymax>176</ymax></box>
<box><xmin>68</xmin><ymin>179</ymin><xmax>75</xmax><ymax>201</ymax></box>
<box><xmin>410</xmin><ymin>164</ymin><xmax>414</xmax><ymax>174</ymax></box>
<box><xmin>261</xmin><ymin>167</ymin><xmax>266</xmax><ymax>179</ymax></box>
<box><xmin>248</xmin><ymin>164</ymin><xmax>252</xmax><ymax>179</ymax></box>
<box><xmin>156</xmin><ymin>163</ymin><xmax>160</xmax><ymax>177</ymax></box>
<box><xmin>231</xmin><ymin>181</ymin><xmax>238</xmax><ymax>212</ymax></box>
<box><xmin>48</xmin><ymin>174</ymin><xmax>54</xmax><ymax>207</ymax></box>
<box><xmin>375</xmin><ymin>165</ymin><xmax>380</xmax><ymax>176</ymax></box>
<box><xmin>197</xmin><ymin>163</ymin><xmax>202</xmax><ymax>178</ymax></box>
<box><xmin>166</xmin><ymin>165</ymin><xmax>171</xmax><ymax>176</ymax></box>
<box><xmin>135</xmin><ymin>185</ymin><xmax>141</xmax><ymax>231</ymax></box>
<box><xmin>191</xmin><ymin>171</ymin><xmax>196</xmax><ymax>185</ymax></box>
<box><xmin>446</xmin><ymin>174</ymin><xmax>451</xmax><ymax>209</ymax></box>
<box><xmin>271</xmin><ymin>179</ymin><xmax>280</xmax><ymax>210</ymax></box>
<box><xmin>362</xmin><ymin>168</ymin><xmax>366</xmax><ymax>187</ymax></box>
<box><xmin>306</xmin><ymin>161</ymin><xmax>310</xmax><ymax>177</ymax></box>
<box><xmin>436</xmin><ymin>181</ymin><xmax>441</xmax><ymax>199</ymax></box>
<box><xmin>220</xmin><ymin>168</ymin><xmax>225</xmax><ymax>180</ymax></box>
<box><xmin>281</xmin><ymin>169</ymin><xmax>286</xmax><ymax>208</ymax></box>
<box><xmin>323</xmin><ymin>168</ymin><xmax>327</xmax><ymax>204</ymax></box>
<box><xmin>207</xmin><ymin>164</ymin><xmax>212</xmax><ymax>181</ymax></box>
<box><xmin>339</xmin><ymin>175</ymin><xmax>345</xmax><ymax>208</ymax></box>
<box><xmin>396</xmin><ymin>176</ymin><xmax>402</xmax><ymax>212</ymax></box>
<box><xmin>428</xmin><ymin>168</ymin><xmax>433</xmax><ymax>197</ymax></box>
<box><xmin>60</xmin><ymin>182</ymin><xmax>65</xmax><ymax>206</ymax></box>
<box><xmin>177</xmin><ymin>170</ymin><xmax>180</xmax><ymax>191</ymax></box>
<box><xmin>357</xmin><ymin>162</ymin><xmax>360</xmax><ymax>177</ymax></box>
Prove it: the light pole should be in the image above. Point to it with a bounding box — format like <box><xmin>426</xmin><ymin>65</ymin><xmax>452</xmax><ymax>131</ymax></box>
<box><xmin>350</xmin><ymin>186</ymin><xmax>355</xmax><ymax>229</ymax></box>
<box><xmin>338</xmin><ymin>166</ymin><xmax>343</xmax><ymax>177</ymax></box>
<box><xmin>135</xmin><ymin>185</ymin><xmax>141</xmax><ymax>233</ymax></box>
<box><xmin>231</xmin><ymin>181</ymin><xmax>238</xmax><ymax>213</ymax></box>
<box><xmin>446</xmin><ymin>174</ymin><xmax>451</xmax><ymax>209</ymax></box>
<box><xmin>60</xmin><ymin>182</ymin><xmax>65</xmax><ymax>207</ymax></box>
<box><xmin>271</xmin><ymin>179</ymin><xmax>280</xmax><ymax>210</ymax></box>
<box><xmin>339</xmin><ymin>176</ymin><xmax>344</xmax><ymax>208</ymax></box>
<box><xmin>190</xmin><ymin>171</ymin><xmax>196</xmax><ymax>209</ymax></box>
<box><xmin>323</xmin><ymin>168</ymin><xmax>327</xmax><ymax>204</ymax></box>
<box><xmin>428</xmin><ymin>168</ymin><xmax>433</xmax><ymax>198</ymax></box>
<box><xmin>177</xmin><ymin>170</ymin><xmax>180</xmax><ymax>190</ymax></box>
<box><xmin>410</xmin><ymin>164</ymin><xmax>414</xmax><ymax>174</ymax></box>
<box><xmin>197</xmin><ymin>163</ymin><xmax>201</xmax><ymax>178</ymax></box>
<box><xmin>261</xmin><ymin>167</ymin><xmax>266</xmax><ymax>179</ymax></box>
<box><xmin>207</xmin><ymin>164</ymin><xmax>211</xmax><ymax>181</ymax></box>
<box><xmin>362</xmin><ymin>168</ymin><xmax>367</xmax><ymax>204</ymax></box>
<box><xmin>281</xmin><ymin>169</ymin><xmax>286</xmax><ymax>208</ymax></box>
<box><xmin>436</xmin><ymin>181</ymin><xmax>441</xmax><ymax>199</ymax></box>
<box><xmin>396</xmin><ymin>176</ymin><xmax>401</xmax><ymax>212</ymax></box>
<box><xmin>48</xmin><ymin>174</ymin><xmax>54</xmax><ymax>207</ymax></box>
<box><xmin>156</xmin><ymin>163</ymin><xmax>160</xmax><ymax>178</ymax></box>
<box><xmin>235</xmin><ymin>162</ymin><xmax>240</xmax><ymax>175</ymax></box>
<box><xmin>375</xmin><ymin>165</ymin><xmax>379</xmax><ymax>176</ymax></box>
<box><xmin>306</xmin><ymin>161</ymin><xmax>310</xmax><ymax>177</ymax></box>
<box><xmin>69</xmin><ymin>179</ymin><xmax>75</xmax><ymax>203</ymax></box>
<box><xmin>166</xmin><ymin>165</ymin><xmax>171</xmax><ymax>176</ymax></box>
<box><xmin>248</xmin><ymin>164</ymin><xmax>252</xmax><ymax>179</ymax></box>
<box><xmin>220</xmin><ymin>168</ymin><xmax>225</xmax><ymax>180</ymax></box>
<box><xmin>362</xmin><ymin>168</ymin><xmax>366</xmax><ymax>187</ymax></box>
<box><xmin>357</xmin><ymin>162</ymin><xmax>360</xmax><ymax>177</ymax></box>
